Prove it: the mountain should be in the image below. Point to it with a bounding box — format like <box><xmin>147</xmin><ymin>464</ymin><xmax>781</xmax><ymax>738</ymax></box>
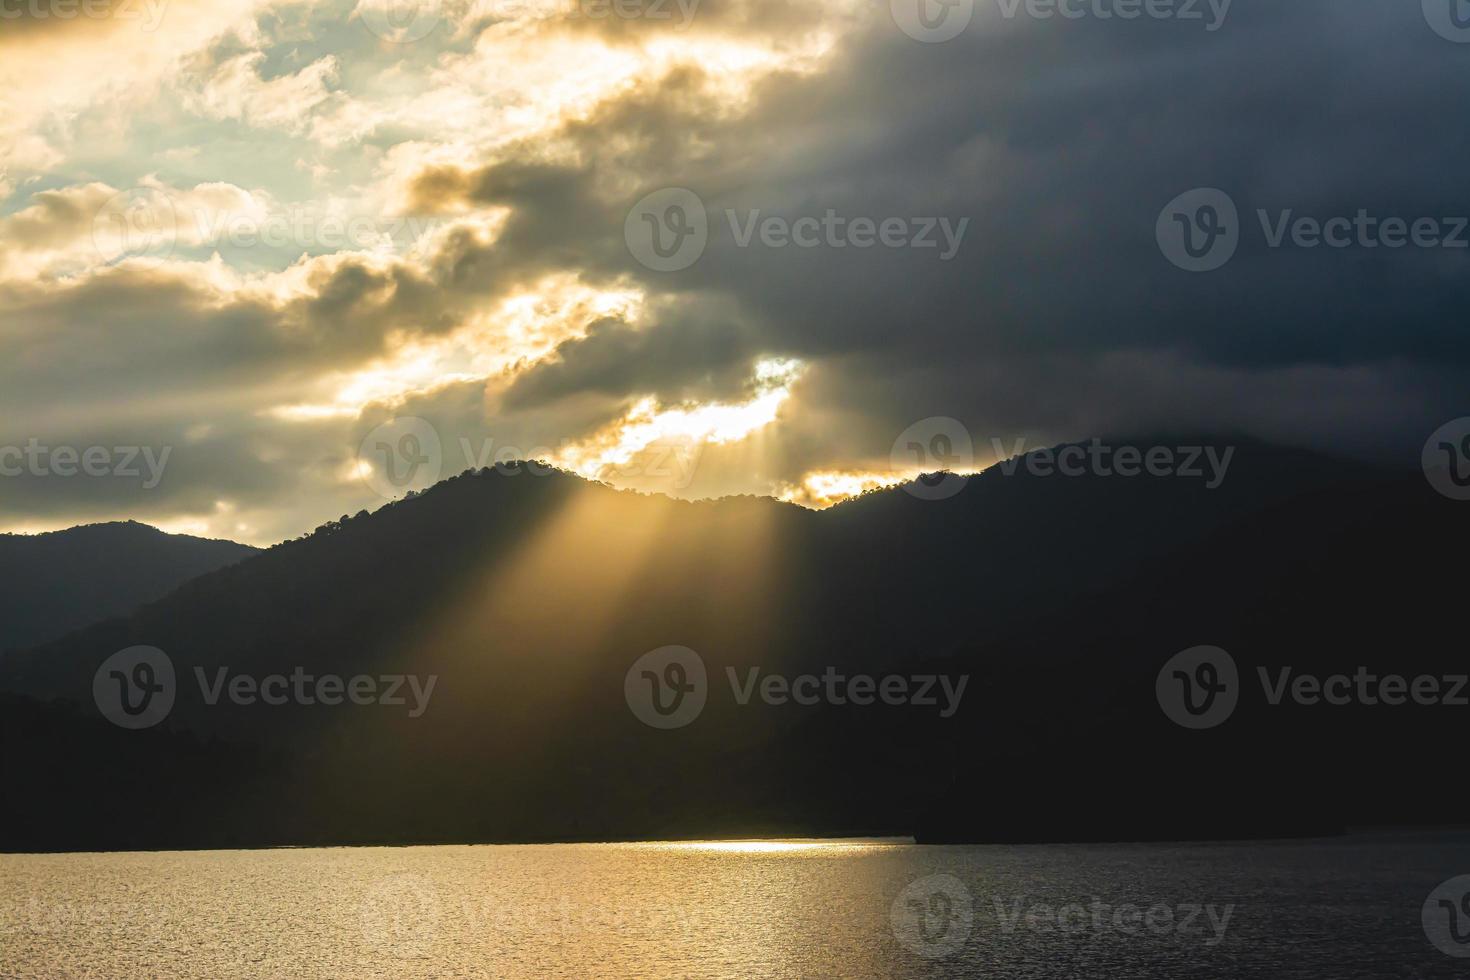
<box><xmin>1</xmin><ymin>440</ymin><xmax>1464</xmax><ymax>852</ymax></box>
<box><xmin>0</xmin><ymin>522</ymin><xmax>258</xmax><ymax>654</ymax></box>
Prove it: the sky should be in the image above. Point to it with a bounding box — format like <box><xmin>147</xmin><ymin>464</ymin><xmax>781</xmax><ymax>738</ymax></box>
<box><xmin>1</xmin><ymin>0</ymin><xmax>1467</xmax><ymax>545</ymax></box>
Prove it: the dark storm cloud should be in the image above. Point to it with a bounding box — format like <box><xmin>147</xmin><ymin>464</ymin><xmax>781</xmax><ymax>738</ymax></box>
<box><xmin>408</xmin><ymin>0</ymin><xmax>1470</xmax><ymax>465</ymax></box>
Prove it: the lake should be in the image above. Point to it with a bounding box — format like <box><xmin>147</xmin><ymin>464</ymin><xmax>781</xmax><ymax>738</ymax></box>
<box><xmin>3</xmin><ymin>832</ymin><xmax>1467</xmax><ymax>978</ymax></box>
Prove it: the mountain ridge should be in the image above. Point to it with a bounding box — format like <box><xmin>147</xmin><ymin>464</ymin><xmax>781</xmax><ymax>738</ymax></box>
<box><xmin>1</xmin><ymin>437</ymin><xmax>1461</xmax><ymax>851</ymax></box>
<box><xmin>0</xmin><ymin>521</ymin><xmax>258</xmax><ymax>654</ymax></box>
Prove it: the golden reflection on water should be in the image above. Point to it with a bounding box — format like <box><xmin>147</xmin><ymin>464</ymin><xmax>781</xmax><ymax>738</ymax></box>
<box><xmin>1</xmin><ymin>838</ymin><xmax>919</xmax><ymax>979</ymax></box>
<box><xmin>5</xmin><ymin>837</ymin><xmax>1435</xmax><ymax>979</ymax></box>
<box><xmin>649</xmin><ymin>838</ymin><xmax>912</xmax><ymax>855</ymax></box>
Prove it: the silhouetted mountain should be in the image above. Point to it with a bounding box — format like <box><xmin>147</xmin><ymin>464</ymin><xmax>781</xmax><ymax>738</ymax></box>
<box><xmin>0</xmin><ymin>522</ymin><xmax>258</xmax><ymax>654</ymax></box>
<box><xmin>1</xmin><ymin>441</ymin><xmax>1463</xmax><ymax>851</ymax></box>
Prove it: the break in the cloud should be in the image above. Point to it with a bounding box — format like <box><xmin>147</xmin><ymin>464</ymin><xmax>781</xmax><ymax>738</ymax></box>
<box><xmin>1</xmin><ymin>0</ymin><xmax>1466</xmax><ymax>543</ymax></box>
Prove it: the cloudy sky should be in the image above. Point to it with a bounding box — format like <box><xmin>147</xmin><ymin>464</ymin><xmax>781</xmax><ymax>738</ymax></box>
<box><xmin>1</xmin><ymin>0</ymin><xmax>1467</xmax><ymax>544</ymax></box>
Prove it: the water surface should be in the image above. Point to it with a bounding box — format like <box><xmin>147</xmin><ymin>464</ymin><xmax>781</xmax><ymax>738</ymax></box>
<box><xmin>3</xmin><ymin>833</ymin><xmax>1466</xmax><ymax>978</ymax></box>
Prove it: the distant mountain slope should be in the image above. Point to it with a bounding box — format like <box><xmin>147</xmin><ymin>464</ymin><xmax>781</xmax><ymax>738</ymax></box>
<box><xmin>0</xmin><ymin>522</ymin><xmax>258</xmax><ymax>653</ymax></box>
<box><xmin>1</xmin><ymin>441</ymin><xmax>1464</xmax><ymax>851</ymax></box>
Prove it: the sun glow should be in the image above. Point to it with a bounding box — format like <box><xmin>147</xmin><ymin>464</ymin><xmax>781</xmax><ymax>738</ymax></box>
<box><xmin>777</xmin><ymin>458</ymin><xmax>987</xmax><ymax>509</ymax></box>
<box><xmin>776</xmin><ymin>470</ymin><xmax>911</xmax><ymax>508</ymax></box>
<box><xmin>650</xmin><ymin>838</ymin><xmax>910</xmax><ymax>854</ymax></box>
<box><xmin>552</xmin><ymin>357</ymin><xmax>804</xmax><ymax>483</ymax></box>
